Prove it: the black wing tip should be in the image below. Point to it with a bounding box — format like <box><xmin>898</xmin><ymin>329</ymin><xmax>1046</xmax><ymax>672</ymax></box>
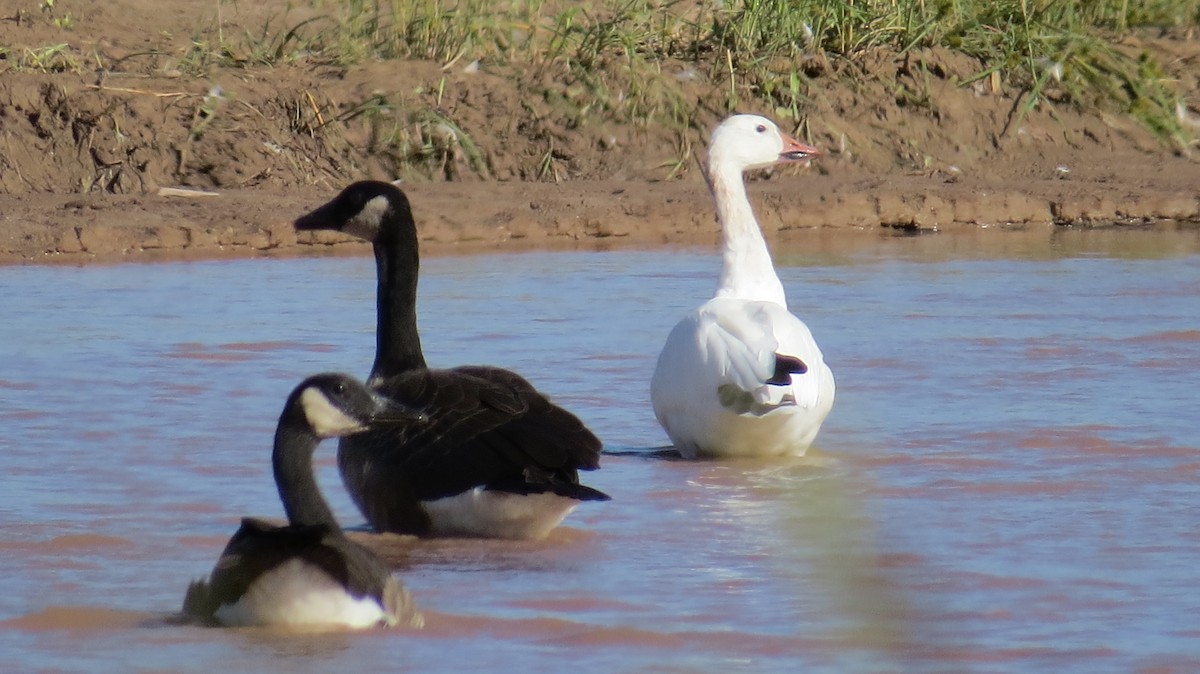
<box><xmin>574</xmin><ymin>484</ymin><xmax>612</xmax><ymax>501</ymax></box>
<box><xmin>551</xmin><ymin>482</ymin><xmax>611</xmax><ymax>502</ymax></box>
<box><xmin>767</xmin><ymin>354</ymin><xmax>808</xmax><ymax>385</ymax></box>
<box><xmin>482</xmin><ymin>481</ymin><xmax>612</xmax><ymax>502</ymax></box>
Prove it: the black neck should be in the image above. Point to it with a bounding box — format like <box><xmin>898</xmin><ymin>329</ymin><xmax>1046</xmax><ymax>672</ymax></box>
<box><xmin>370</xmin><ymin>233</ymin><xmax>427</xmax><ymax>378</ymax></box>
<box><xmin>272</xmin><ymin>414</ymin><xmax>338</xmax><ymax>527</ymax></box>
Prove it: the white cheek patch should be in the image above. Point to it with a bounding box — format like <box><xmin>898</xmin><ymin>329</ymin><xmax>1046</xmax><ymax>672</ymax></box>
<box><xmin>344</xmin><ymin>195</ymin><xmax>389</xmax><ymax>239</ymax></box>
<box><xmin>300</xmin><ymin>388</ymin><xmax>366</xmax><ymax>436</ymax></box>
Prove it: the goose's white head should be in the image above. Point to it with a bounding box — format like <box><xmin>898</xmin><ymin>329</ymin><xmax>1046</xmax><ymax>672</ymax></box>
<box><xmin>707</xmin><ymin>114</ymin><xmax>820</xmax><ymax>174</ymax></box>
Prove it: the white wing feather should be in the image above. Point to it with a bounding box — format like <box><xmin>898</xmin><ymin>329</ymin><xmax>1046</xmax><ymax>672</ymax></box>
<box><xmin>699</xmin><ymin>300</ymin><xmax>780</xmax><ymax>401</ymax></box>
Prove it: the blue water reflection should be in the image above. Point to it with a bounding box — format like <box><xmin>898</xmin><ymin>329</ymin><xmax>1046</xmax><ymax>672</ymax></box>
<box><xmin>1</xmin><ymin>226</ymin><xmax>1198</xmax><ymax>672</ymax></box>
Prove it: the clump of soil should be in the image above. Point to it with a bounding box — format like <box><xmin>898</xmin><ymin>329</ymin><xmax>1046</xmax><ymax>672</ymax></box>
<box><xmin>2</xmin><ymin>1</ymin><xmax>1199</xmax><ymax>263</ymax></box>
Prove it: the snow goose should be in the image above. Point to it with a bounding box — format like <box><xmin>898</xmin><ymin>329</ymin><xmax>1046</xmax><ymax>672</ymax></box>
<box><xmin>651</xmin><ymin>114</ymin><xmax>835</xmax><ymax>459</ymax></box>
<box><xmin>294</xmin><ymin>182</ymin><xmax>610</xmax><ymax>540</ymax></box>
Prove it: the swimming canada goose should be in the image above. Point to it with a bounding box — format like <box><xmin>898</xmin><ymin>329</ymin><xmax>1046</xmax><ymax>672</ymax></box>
<box><xmin>294</xmin><ymin>182</ymin><xmax>609</xmax><ymax>540</ymax></box>
<box><xmin>183</xmin><ymin>373</ymin><xmax>425</xmax><ymax>629</ymax></box>
<box><xmin>651</xmin><ymin>114</ymin><xmax>835</xmax><ymax>459</ymax></box>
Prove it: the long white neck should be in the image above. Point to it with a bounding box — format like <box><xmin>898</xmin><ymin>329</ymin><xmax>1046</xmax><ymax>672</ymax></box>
<box><xmin>709</xmin><ymin>158</ymin><xmax>787</xmax><ymax>306</ymax></box>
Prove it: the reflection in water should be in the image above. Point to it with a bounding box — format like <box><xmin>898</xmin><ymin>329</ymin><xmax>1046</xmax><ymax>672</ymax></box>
<box><xmin>1</xmin><ymin>226</ymin><xmax>1199</xmax><ymax>672</ymax></box>
<box><xmin>0</xmin><ymin>606</ymin><xmax>151</xmax><ymax>631</ymax></box>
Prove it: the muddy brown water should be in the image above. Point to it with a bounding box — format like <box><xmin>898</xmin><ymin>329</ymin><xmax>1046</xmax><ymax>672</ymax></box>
<box><xmin>1</xmin><ymin>226</ymin><xmax>1198</xmax><ymax>672</ymax></box>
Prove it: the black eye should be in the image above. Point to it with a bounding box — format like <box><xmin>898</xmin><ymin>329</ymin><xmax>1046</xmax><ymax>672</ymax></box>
<box><xmin>755</xmin><ymin>125</ymin><xmax>766</xmax><ymax>133</ymax></box>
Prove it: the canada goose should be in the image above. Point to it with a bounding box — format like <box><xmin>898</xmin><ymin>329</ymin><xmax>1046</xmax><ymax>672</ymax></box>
<box><xmin>183</xmin><ymin>373</ymin><xmax>425</xmax><ymax>629</ymax></box>
<box><xmin>294</xmin><ymin>182</ymin><xmax>609</xmax><ymax>539</ymax></box>
<box><xmin>651</xmin><ymin>114</ymin><xmax>835</xmax><ymax>459</ymax></box>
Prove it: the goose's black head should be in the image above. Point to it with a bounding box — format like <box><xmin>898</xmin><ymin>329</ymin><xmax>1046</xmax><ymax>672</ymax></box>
<box><xmin>286</xmin><ymin>373</ymin><xmax>426</xmax><ymax>439</ymax></box>
<box><xmin>294</xmin><ymin>181</ymin><xmax>414</xmax><ymax>243</ymax></box>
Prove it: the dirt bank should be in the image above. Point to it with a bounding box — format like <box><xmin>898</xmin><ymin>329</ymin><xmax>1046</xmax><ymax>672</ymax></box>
<box><xmin>4</xmin><ymin>172</ymin><xmax>1200</xmax><ymax>264</ymax></box>
<box><xmin>2</xmin><ymin>1</ymin><xmax>1199</xmax><ymax>264</ymax></box>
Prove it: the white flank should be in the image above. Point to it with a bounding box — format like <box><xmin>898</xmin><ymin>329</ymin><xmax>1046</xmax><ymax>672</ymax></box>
<box><xmin>299</xmin><ymin>388</ymin><xmax>365</xmax><ymax>437</ymax></box>
<box><xmin>422</xmin><ymin>489</ymin><xmax>579</xmax><ymax>540</ymax></box>
<box><xmin>214</xmin><ymin>559</ymin><xmax>387</xmax><ymax>629</ymax></box>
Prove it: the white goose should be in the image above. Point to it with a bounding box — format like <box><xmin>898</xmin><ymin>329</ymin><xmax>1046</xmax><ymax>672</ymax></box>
<box><xmin>651</xmin><ymin>114</ymin><xmax>835</xmax><ymax>459</ymax></box>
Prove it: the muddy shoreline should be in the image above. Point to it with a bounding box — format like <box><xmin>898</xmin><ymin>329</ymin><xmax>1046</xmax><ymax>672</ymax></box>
<box><xmin>4</xmin><ymin>171</ymin><xmax>1199</xmax><ymax>265</ymax></box>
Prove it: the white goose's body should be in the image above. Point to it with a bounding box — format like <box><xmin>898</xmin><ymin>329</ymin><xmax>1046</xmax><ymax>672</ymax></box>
<box><xmin>651</xmin><ymin>115</ymin><xmax>835</xmax><ymax>459</ymax></box>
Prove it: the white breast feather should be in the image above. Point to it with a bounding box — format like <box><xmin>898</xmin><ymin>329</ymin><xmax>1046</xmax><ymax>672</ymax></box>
<box><xmin>214</xmin><ymin>559</ymin><xmax>387</xmax><ymax>629</ymax></box>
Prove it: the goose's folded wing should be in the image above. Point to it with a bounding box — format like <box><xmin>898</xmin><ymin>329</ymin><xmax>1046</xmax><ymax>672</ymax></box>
<box><xmin>359</xmin><ymin>367</ymin><xmax>602</xmax><ymax>501</ymax></box>
<box><xmin>699</xmin><ymin>301</ymin><xmax>784</xmax><ymax>401</ymax></box>
<box><xmin>453</xmin><ymin>365</ymin><xmax>603</xmax><ymax>469</ymax></box>
<box><xmin>189</xmin><ymin>519</ymin><xmax>340</xmax><ymax>615</ymax></box>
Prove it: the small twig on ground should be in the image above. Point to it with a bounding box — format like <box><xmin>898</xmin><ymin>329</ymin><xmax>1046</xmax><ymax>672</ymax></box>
<box><xmin>85</xmin><ymin>84</ymin><xmax>189</xmax><ymax>98</ymax></box>
<box><xmin>304</xmin><ymin>90</ymin><xmax>326</xmax><ymax>127</ymax></box>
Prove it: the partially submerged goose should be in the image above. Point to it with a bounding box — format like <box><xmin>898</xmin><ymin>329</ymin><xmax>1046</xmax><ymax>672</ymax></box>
<box><xmin>651</xmin><ymin>114</ymin><xmax>835</xmax><ymax>459</ymax></box>
<box><xmin>183</xmin><ymin>373</ymin><xmax>425</xmax><ymax>629</ymax></box>
<box><xmin>295</xmin><ymin>182</ymin><xmax>609</xmax><ymax>540</ymax></box>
